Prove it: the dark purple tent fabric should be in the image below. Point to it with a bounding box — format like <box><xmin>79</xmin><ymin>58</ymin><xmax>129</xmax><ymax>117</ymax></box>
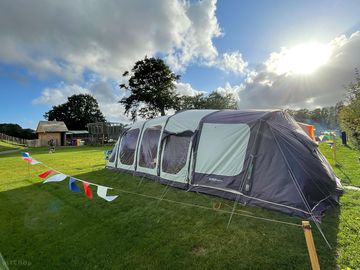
<box><xmin>190</xmin><ymin>110</ymin><xmax>342</xmax><ymax>219</ymax></box>
<box><xmin>109</xmin><ymin>109</ymin><xmax>342</xmax><ymax>220</ymax></box>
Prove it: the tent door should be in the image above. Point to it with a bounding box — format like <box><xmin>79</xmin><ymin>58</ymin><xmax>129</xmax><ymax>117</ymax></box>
<box><xmin>193</xmin><ymin>123</ymin><xmax>250</xmax><ymax>188</ymax></box>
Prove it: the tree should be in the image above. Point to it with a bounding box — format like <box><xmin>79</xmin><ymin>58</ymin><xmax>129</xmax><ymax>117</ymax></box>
<box><xmin>178</xmin><ymin>94</ymin><xmax>206</xmax><ymax>110</ymax></box>
<box><xmin>0</xmin><ymin>123</ymin><xmax>37</xmax><ymax>139</ymax></box>
<box><xmin>119</xmin><ymin>57</ymin><xmax>180</xmax><ymax>121</ymax></box>
<box><xmin>204</xmin><ymin>92</ymin><xmax>238</xmax><ymax>109</ymax></box>
<box><xmin>44</xmin><ymin>94</ymin><xmax>105</xmax><ymax>130</ymax></box>
<box><xmin>339</xmin><ymin>69</ymin><xmax>360</xmax><ymax>148</ymax></box>
<box><xmin>178</xmin><ymin>91</ymin><xmax>238</xmax><ymax>110</ymax></box>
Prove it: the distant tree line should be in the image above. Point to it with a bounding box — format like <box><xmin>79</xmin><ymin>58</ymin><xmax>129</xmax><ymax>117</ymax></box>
<box><xmin>178</xmin><ymin>92</ymin><xmax>237</xmax><ymax>111</ymax></box>
<box><xmin>0</xmin><ymin>123</ymin><xmax>37</xmax><ymax>139</ymax></box>
<box><xmin>286</xmin><ymin>104</ymin><xmax>342</xmax><ymax>131</ymax></box>
<box><xmin>339</xmin><ymin>69</ymin><xmax>360</xmax><ymax>148</ymax></box>
<box><xmin>287</xmin><ymin>69</ymin><xmax>360</xmax><ymax>149</ymax></box>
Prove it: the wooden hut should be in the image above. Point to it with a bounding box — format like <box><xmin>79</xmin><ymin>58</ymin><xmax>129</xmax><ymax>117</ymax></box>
<box><xmin>36</xmin><ymin>121</ymin><xmax>68</xmax><ymax>146</ymax></box>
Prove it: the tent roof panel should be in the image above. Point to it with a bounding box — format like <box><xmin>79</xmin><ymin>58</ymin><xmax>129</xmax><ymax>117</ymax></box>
<box><xmin>165</xmin><ymin>110</ymin><xmax>218</xmax><ymax>133</ymax></box>
<box><xmin>142</xmin><ymin>115</ymin><xmax>170</xmax><ymax>128</ymax></box>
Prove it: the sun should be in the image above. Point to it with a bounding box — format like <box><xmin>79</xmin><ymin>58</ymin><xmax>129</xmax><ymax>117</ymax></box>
<box><xmin>273</xmin><ymin>42</ymin><xmax>332</xmax><ymax>75</ymax></box>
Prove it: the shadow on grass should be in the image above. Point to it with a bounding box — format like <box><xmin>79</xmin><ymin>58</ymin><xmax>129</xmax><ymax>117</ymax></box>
<box><xmin>0</xmin><ymin>145</ymin><xmax>114</xmax><ymax>158</ymax></box>
<box><xmin>0</xmin><ymin>168</ymin><xmax>341</xmax><ymax>270</ymax></box>
<box><xmin>335</xmin><ymin>163</ymin><xmax>352</xmax><ymax>184</ymax></box>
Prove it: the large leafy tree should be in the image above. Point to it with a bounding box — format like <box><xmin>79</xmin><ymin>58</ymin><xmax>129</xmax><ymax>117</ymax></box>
<box><xmin>339</xmin><ymin>69</ymin><xmax>360</xmax><ymax>148</ymax></box>
<box><xmin>179</xmin><ymin>91</ymin><xmax>238</xmax><ymax>110</ymax></box>
<box><xmin>44</xmin><ymin>94</ymin><xmax>105</xmax><ymax>130</ymax></box>
<box><xmin>119</xmin><ymin>57</ymin><xmax>180</xmax><ymax>121</ymax></box>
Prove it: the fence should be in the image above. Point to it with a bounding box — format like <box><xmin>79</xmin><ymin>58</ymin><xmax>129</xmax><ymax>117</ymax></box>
<box><xmin>0</xmin><ymin>133</ymin><xmax>40</xmax><ymax>147</ymax></box>
<box><xmin>87</xmin><ymin>122</ymin><xmax>125</xmax><ymax>145</ymax></box>
<box><xmin>0</xmin><ymin>133</ymin><xmax>27</xmax><ymax>145</ymax></box>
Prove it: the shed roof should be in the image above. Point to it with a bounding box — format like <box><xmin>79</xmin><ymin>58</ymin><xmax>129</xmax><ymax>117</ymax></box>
<box><xmin>66</xmin><ymin>130</ymin><xmax>89</xmax><ymax>135</ymax></box>
<box><xmin>36</xmin><ymin>121</ymin><xmax>68</xmax><ymax>133</ymax></box>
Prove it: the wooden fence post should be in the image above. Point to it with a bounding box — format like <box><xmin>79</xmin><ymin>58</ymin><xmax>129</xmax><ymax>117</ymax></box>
<box><xmin>332</xmin><ymin>134</ymin><xmax>337</xmax><ymax>165</ymax></box>
<box><xmin>302</xmin><ymin>221</ymin><xmax>320</xmax><ymax>270</ymax></box>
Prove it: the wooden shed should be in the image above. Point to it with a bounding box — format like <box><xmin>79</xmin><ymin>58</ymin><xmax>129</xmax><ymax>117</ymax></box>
<box><xmin>36</xmin><ymin>121</ymin><xmax>68</xmax><ymax>146</ymax></box>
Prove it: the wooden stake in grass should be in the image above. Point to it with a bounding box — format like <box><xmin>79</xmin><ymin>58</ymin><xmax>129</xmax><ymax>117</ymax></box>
<box><xmin>332</xmin><ymin>133</ymin><xmax>337</xmax><ymax>165</ymax></box>
<box><xmin>302</xmin><ymin>221</ymin><xmax>320</xmax><ymax>270</ymax></box>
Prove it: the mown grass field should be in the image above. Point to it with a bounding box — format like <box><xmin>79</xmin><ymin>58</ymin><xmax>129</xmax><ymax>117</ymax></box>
<box><xmin>319</xmin><ymin>141</ymin><xmax>360</xmax><ymax>187</ymax></box>
<box><xmin>0</xmin><ymin>140</ymin><xmax>24</xmax><ymax>152</ymax></box>
<box><xmin>0</xmin><ymin>144</ymin><xmax>359</xmax><ymax>269</ymax></box>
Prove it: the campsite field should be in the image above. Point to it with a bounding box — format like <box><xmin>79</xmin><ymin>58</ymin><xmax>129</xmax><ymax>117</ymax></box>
<box><xmin>0</xmin><ymin>140</ymin><xmax>24</xmax><ymax>152</ymax></box>
<box><xmin>0</xmin><ymin>144</ymin><xmax>359</xmax><ymax>269</ymax></box>
<box><xmin>319</xmin><ymin>141</ymin><xmax>360</xmax><ymax>187</ymax></box>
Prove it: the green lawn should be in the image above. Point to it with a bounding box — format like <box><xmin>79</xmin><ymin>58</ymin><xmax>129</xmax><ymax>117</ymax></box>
<box><xmin>0</xmin><ymin>145</ymin><xmax>359</xmax><ymax>269</ymax></box>
<box><xmin>0</xmin><ymin>140</ymin><xmax>25</xmax><ymax>152</ymax></box>
<box><xmin>319</xmin><ymin>140</ymin><xmax>360</xmax><ymax>187</ymax></box>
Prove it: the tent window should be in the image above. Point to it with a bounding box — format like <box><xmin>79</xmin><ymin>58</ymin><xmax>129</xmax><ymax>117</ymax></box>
<box><xmin>162</xmin><ymin>135</ymin><xmax>191</xmax><ymax>174</ymax></box>
<box><xmin>120</xmin><ymin>129</ymin><xmax>140</xmax><ymax>165</ymax></box>
<box><xmin>139</xmin><ymin>125</ymin><xmax>162</xmax><ymax>169</ymax></box>
<box><xmin>195</xmin><ymin>123</ymin><xmax>250</xmax><ymax>176</ymax></box>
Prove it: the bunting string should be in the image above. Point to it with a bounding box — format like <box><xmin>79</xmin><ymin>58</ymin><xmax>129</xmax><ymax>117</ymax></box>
<box><xmin>18</xmin><ymin>152</ymin><xmax>346</xmax><ymax>253</ymax></box>
<box><xmin>19</xmin><ymin>152</ymin><xmax>304</xmax><ymax>228</ymax></box>
<box><xmin>21</xmin><ymin>152</ymin><xmax>118</xmax><ymax>202</ymax></box>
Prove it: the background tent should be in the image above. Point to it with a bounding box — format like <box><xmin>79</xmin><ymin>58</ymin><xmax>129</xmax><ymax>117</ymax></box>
<box><xmin>297</xmin><ymin>122</ymin><xmax>316</xmax><ymax>142</ymax></box>
<box><xmin>107</xmin><ymin>109</ymin><xmax>342</xmax><ymax>220</ymax></box>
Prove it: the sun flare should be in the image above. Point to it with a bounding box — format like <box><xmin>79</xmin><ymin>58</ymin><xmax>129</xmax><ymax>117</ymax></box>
<box><xmin>272</xmin><ymin>42</ymin><xmax>332</xmax><ymax>75</ymax></box>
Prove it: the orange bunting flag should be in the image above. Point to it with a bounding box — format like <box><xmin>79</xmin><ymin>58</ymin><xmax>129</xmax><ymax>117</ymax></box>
<box><xmin>38</xmin><ymin>170</ymin><xmax>55</xmax><ymax>179</ymax></box>
<box><xmin>83</xmin><ymin>181</ymin><xmax>93</xmax><ymax>199</ymax></box>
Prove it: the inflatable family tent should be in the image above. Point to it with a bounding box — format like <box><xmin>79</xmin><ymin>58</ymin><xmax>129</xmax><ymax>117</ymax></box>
<box><xmin>107</xmin><ymin>109</ymin><xmax>342</xmax><ymax>220</ymax></box>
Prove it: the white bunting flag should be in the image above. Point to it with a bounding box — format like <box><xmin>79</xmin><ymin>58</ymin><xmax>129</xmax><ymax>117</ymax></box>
<box><xmin>30</xmin><ymin>159</ymin><xmax>42</xmax><ymax>165</ymax></box>
<box><xmin>97</xmin><ymin>186</ymin><xmax>118</xmax><ymax>202</ymax></box>
<box><xmin>43</xmin><ymin>173</ymin><xmax>67</xmax><ymax>183</ymax></box>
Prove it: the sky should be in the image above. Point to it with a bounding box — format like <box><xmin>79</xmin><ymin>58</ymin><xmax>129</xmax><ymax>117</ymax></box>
<box><xmin>0</xmin><ymin>0</ymin><xmax>360</xmax><ymax>129</ymax></box>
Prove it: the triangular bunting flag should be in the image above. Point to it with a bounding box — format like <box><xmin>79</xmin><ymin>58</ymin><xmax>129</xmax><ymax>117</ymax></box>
<box><xmin>69</xmin><ymin>177</ymin><xmax>80</xmax><ymax>192</ymax></box>
<box><xmin>22</xmin><ymin>157</ymin><xmax>32</xmax><ymax>163</ymax></box>
<box><xmin>38</xmin><ymin>170</ymin><xmax>55</xmax><ymax>179</ymax></box>
<box><xmin>83</xmin><ymin>181</ymin><xmax>93</xmax><ymax>199</ymax></box>
<box><xmin>30</xmin><ymin>159</ymin><xmax>41</xmax><ymax>165</ymax></box>
<box><xmin>43</xmin><ymin>173</ymin><xmax>67</xmax><ymax>183</ymax></box>
<box><xmin>97</xmin><ymin>186</ymin><xmax>118</xmax><ymax>202</ymax></box>
<box><xmin>21</xmin><ymin>152</ymin><xmax>30</xmax><ymax>158</ymax></box>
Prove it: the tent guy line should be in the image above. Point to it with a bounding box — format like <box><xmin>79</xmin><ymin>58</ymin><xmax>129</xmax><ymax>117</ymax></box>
<box><xmin>107</xmin><ymin>109</ymin><xmax>342</xmax><ymax>221</ymax></box>
<box><xmin>22</xmin><ymin>153</ymin><xmax>304</xmax><ymax>228</ymax></box>
<box><xmin>107</xmin><ymin>109</ymin><xmax>341</xmax><ymax>249</ymax></box>
<box><xmin>23</xmin><ymin>152</ymin><xmax>338</xmax><ymax>249</ymax></box>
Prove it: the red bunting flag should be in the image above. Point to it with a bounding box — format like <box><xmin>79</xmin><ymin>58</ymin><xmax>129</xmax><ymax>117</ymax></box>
<box><xmin>83</xmin><ymin>181</ymin><xmax>93</xmax><ymax>199</ymax></box>
<box><xmin>22</xmin><ymin>157</ymin><xmax>33</xmax><ymax>163</ymax></box>
<box><xmin>38</xmin><ymin>170</ymin><xmax>55</xmax><ymax>179</ymax></box>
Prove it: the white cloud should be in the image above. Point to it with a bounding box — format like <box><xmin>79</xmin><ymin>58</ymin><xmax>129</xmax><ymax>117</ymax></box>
<box><xmin>264</xmin><ymin>43</ymin><xmax>332</xmax><ymax>75</ymax></box>
<box><xmin>165</xmin><ymin>0</ymin><xmax>222</xmax><ymax>71</ymax></box>
<box><xmin>33</xmin><ymin>80</ymin><xmax>129</xmax><ymax>123</ymax></box>
<box><xmin>215</xmin><ymin>82</ymin><xmax>244</xmax><ymax>101</ymax></box>
<box><xmin>0</xmin><ymin>0</ymin><xmax>222</xmax><ymax>80</ymax></box>
<box><xmin>32</xmin><ymin>84</ymin><xmax>88</xmax><ymax>105</ymax></box>
<box><xmin>235</xmin><ymin>31</ymin><xmax>360</xmax><ymax>109</ymax></box>
<box><xmin>174</xmin><ymin>82</ymin><xmax>203</xmax><ymax>96</ymax></box>
<box><xmin>216</xmin><ymin>52</ymin><xmax>248</xmax><ymax>75</ymax></box>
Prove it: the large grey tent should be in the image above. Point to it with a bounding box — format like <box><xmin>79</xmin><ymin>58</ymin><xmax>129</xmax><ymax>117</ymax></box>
<box><xmin>107</xmin><ymin>109</ymin><xmax>342</xmax><ymax>220</ymax></box>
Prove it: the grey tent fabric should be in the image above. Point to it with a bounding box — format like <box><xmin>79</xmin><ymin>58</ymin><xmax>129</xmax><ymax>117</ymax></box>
<box><xmin>120</xmin><ymin>128</ymin><xmax>140</xmax><ymax>165</ymax></box>
<box><xmin>139</xmin><ymin>125</ymin><xmax>162</xmax><ymax>169</ymax></box>
<box><xmin>162</xmin><ymin>135</ymin><xmax>191</xmax><ymax>174</ymax></box>
<box><xmin>107</xmin><ymin>109</ymin><xmax>342</xmax><ymax>220</ymax></box>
